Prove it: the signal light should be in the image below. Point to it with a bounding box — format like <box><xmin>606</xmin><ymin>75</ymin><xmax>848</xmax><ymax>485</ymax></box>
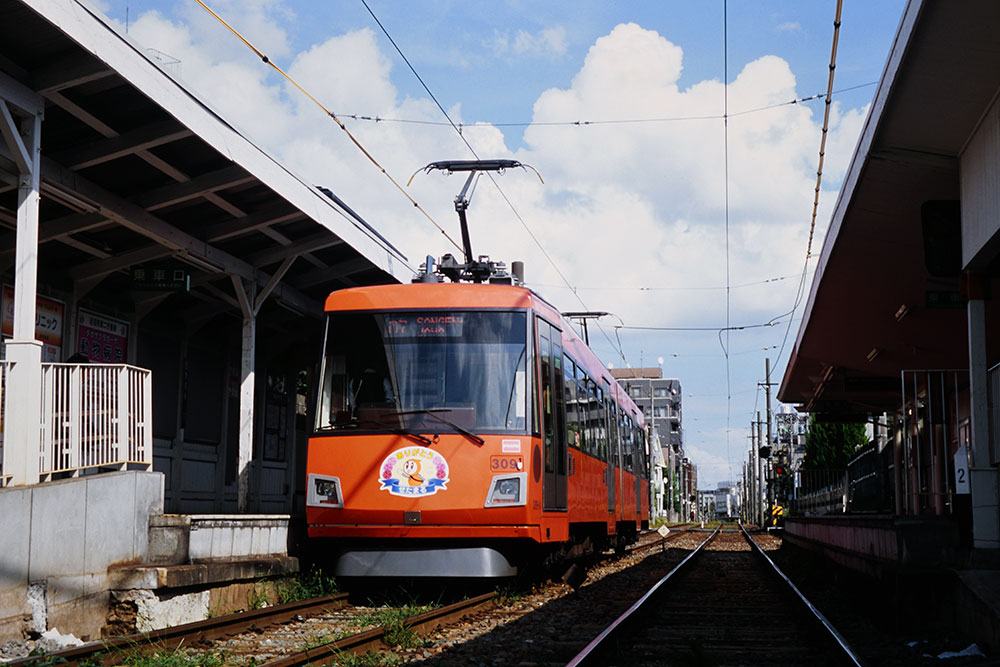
<box><xmin>775</xmin><ymin>465</ymin><xmax>785</xmax><ymax>476</ymax></box>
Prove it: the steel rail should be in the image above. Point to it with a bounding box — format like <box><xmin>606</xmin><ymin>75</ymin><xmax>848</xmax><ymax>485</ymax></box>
<box><xmin>740</xmin><ymin>523</ymin><xmax>864</xmax><ymax>667</ymax></box>
<box><xmin>258</xmin><ymin>591</ymin><xmax>496</xmax><ymax>667</ymax></box>
<box><xmin>5</xmin><ymin>593</ymin><xmax>349</xmax><ymax>667</ymax></box>
<box><xmin>565</xmin><ymin>525</ymin><xmax>721</xmax><ymax>667</ymax></box>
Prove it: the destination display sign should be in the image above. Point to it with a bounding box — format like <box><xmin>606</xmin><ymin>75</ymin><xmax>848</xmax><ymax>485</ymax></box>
<box><xmin>385</xmin><ymin>314</ymin><xmax>465</xmax><ymax>338</ymax></box>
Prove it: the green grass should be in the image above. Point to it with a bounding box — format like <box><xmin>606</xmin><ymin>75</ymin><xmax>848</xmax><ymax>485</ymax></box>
<box><xmin>117</xmin><ymin>648</ymin><xmax>231</xmax><ymax>667</ymax></box>
<box><xmin>275</xmin><ymin>566</ymin><xmax>339</xmax><ymax>604</ymax></box>
<box><xmin>494</xmin><ymin>584</ymin><xmax>528</xmax><ymax>607</ymax></box>
<box><xmin>326</xmin><ymin>651</ymin><xmax>401</xmax><ymax>666</ymax></box>
<box><xmin>352</xmin><ymin>603</ymin><xmax>437</xmax><ymax>649</ymax></box>
<box><xmin>247</xmin><ymin>583</ymin><xmax>271</xmax><ymax>609</ymax></box>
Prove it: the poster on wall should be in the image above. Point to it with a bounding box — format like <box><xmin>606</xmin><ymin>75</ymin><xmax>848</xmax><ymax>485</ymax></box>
<box><xmin>1</xmin><ymin>285</ymin><xmax>65</xmax><ymax>361</ymax></box>
<box><xmin>77</xmin><ymin>309</ymin><xmax>129</xmax><ymax>363</ymax></box>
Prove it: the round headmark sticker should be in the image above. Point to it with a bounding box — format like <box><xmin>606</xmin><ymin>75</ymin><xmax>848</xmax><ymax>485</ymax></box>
<box><xmin>378</xmin><ymin>446</ymin><xmax>450</xmax><ymax>497</ymax></box>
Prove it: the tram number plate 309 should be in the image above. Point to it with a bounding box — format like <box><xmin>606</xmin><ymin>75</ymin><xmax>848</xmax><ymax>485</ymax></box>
<box><xmin>490</xmin><ymin>455</ymin><xmax>524</xmax><ymax>472</ymax></box>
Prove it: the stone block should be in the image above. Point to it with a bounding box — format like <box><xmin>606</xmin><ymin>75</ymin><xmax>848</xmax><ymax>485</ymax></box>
<box><xmin>84</xmin><ymin>473</ymin><xmax>139</xmax><ymax>572</ymax></box>
<box><xmin>268</xmin><ymin>525</ymin><xmax>287</xmax><ymax>555</ymax></box>
<box><xmin>232</xmin><ymin>526</ymin><xmax>252</xmax><ymax>558</ymax></box>
<box><xmin>251</xmin><ymin>525</ymin><xmax>268</xmax><ymax>555</ymax></box>
<box><xmin>188</xmin><ymin>524</ymin><xmax>213</xmax><ymax>561</ymax></box>
<box><xmin>28</xmin><ymin>479</ymin><xmax>87</xmax><ymax>579</ymax></box>
<box><xmin>0</xmin><ymin>487</ymin><xmax>31</xmax><ymax>593</ymax></box>
<box><xmin>210</xmin><ymin>525</ymin><xmax>233</xmax><ymax>559</ymax></box>
<box><xmin>147</xmin><ymin>515</ymin><xmax>190</xmax><ymax>565</ymax></box>
<box><xmin>133</xmin><ymin>472</ymin><xmax>165</xmax><ymax>561</ymax></box>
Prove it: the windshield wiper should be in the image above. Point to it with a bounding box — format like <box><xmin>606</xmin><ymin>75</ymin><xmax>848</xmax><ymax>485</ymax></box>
<box><xmin>344</xmin><ymin>416</ymin><xmax>432</xmax><ymax>445</ymax></box>
<box><xmin>397</xmin><ymin>408</ymin><xmax>485</xmax><ymax>446</ymax></box>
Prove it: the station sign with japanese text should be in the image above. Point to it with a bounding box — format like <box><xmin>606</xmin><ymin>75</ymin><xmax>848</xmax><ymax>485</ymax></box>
<box><xmin>77</xmin><ymin>309</ymin><xmax>129</xmax><ymax>363</ymax></box>
<box><xmin>1</xmin><ymin>285</ymin><xmax>64</xmax><ymax>361</ymax></box>
<box><xmin>131</xmin><ymin>264</ymin><xmax>190</xmax><ymax>291</ymax></box>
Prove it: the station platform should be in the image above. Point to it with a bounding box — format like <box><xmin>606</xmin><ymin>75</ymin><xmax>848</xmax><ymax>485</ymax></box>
<box><xmin>785</xmin><ymin>515</ymin><xmax>1000</xmax><ymax>652</ymax></box>
<box><xmin>0</xmin><ymin>471</ymin><xmax>298</xmax><ymax>649</ymax></box>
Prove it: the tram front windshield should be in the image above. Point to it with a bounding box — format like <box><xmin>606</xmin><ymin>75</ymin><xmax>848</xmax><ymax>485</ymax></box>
<box><xmin>316</xmin><ymin>310</ymin><xmax>528</xmax><ymax>434</ymax></box>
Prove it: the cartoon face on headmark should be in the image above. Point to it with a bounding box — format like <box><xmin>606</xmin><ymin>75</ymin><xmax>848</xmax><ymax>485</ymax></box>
<box><xmin>403</xmin><ymin>458</ymin><xmax>424</xmax><ymax>485</ymax></box>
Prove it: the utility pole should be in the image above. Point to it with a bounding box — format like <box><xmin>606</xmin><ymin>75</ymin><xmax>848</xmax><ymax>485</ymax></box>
<box><xmin>749</xmin><ymin>424</ymin><xmax>757</xmax><ymax>526</ymax></box>
<box><xmin>764</xmin><ymin>358</ymin><xmax>775</xmax><ymax>520</ymax></box>
<box><xmin>757</xmin><ymin>411</ymin><xmax>764</xmax><ymax>527</ymax></box>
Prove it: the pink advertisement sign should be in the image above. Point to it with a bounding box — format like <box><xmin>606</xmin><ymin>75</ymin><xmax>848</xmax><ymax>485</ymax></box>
<box><xmin>77</xmin><ymin>309</ymin><xmax>129</xmax><ymax>363</ymax></box>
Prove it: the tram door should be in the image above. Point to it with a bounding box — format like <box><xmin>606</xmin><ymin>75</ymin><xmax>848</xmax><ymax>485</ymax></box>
<box><xmin>603</xmin><ymin>382</ymin><xmax>615</xmax><ymax>514</ymax></box>
<box><xmin>538</xmin><ymin>318</ymin><xmax>567</xmax><ymax>510</ymax></box>
<box><xmin>634</xmin><ymin>419</ymin><xmax>643</xmax><ymax>514</ymax></box>
<box><xmin>607</xmin><ymin>392</ymin><xmax>618</xmax><ymax>515</ymax></box>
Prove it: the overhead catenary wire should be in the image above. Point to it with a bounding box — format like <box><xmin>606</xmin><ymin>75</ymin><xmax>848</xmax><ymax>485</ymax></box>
<box><xmin>361</xmin><ymin>0</ymin><xmax>629</xmax><ymax>366</ymax></box>
<box><xmin>334</xmin><ymin>82</ymin><xmax>877</xmax><ymax>130</ymax></box>
<box><xmin>526</xmin><ymin>272</ymin><xmax>808</xmax><ymax>292</ymax></box>
<box><xmin>193</xmin><ymin>0</ymin><xmax>465</xmax><ymax>260</ymax></box>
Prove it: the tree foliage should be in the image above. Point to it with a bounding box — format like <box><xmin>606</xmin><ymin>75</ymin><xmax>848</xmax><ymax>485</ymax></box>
<box><xmin>804</xmin><ymin>415</ymin><xmax>868</xmax><ymax>470</ymax></box>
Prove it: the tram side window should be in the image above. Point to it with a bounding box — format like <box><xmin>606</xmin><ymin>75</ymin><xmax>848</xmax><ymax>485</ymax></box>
<box><xmin>577</xmin><ymin>370</ymin><xmax>590</xmax><ymax>455</ymax></box>
<box><xmin>634</xmin><ymin>424</ymin><xmax>646</xmax><ymax>479</ymax></box>
<box><xmin>540</xmin><ymin>329</ymin><xmax>553</xmax><ymax>473</ymax></box>
<box><xmin>586</xmin><ymin>378</ymin><xmax>599</xmax><ymax>460</ymax></box>
<box><xmin>317</xmin><ymin>354</ymin><xmax>347</xmax><ymax>429</ymax></box>
<box><xmin>552</xmin><ymin>339</ymin><xmax>567</xmax><ymax>478</ymax></box>
<box><xmin>621</xmin><ymin>413</ymin><xmax>633</xmax><ymax>473</ymax></box>
<box><xmin>595</xmin><ymin>386</ymin><xmax>606</xmax><ymax>461</ymax></box>
<box><xmin>565</xmin><ymin>357</ymin><xmax>580</xmax><ymax>450</ymax></box>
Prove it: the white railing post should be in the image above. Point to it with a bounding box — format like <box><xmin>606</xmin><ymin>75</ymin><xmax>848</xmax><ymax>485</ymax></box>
<box><xmin>117</xmin><ymin>365</ymin><xmax>128</xmax><ymax>466</ymax></box>
<box><xmin>0</xmin><ymin>361</ymin><xmax>11</xmax><ymax>485</ymax></box>
<box><xmin>69</xmin><ymin>364</ymin><xmax>81</xmax><ymax>470</ymax></box>
<box><xmin>142</xmin><ymin>367</ymin><xmax>152</xmax><ymax>465</ymax></box>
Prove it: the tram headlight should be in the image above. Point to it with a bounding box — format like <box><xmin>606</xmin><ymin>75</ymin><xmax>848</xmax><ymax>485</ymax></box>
<box><xmin>307</xmin><ymin>474</ymin><xmax>344</xmax><ymax>508</ymax></box>
<box><xmin>484</xmin><ymin>473</ymin><xmax>527</xmax><ymax>508</ymax></box>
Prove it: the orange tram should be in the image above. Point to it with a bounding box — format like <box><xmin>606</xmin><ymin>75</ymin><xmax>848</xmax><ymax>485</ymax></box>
<box><xmin>306</xmin><ymin>281</ymin><xmax>650</xmax><ymax>577</ymax></box>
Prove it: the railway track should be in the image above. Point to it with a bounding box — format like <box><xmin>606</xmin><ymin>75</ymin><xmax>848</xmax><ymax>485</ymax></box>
<box><xmin>566</xmin><ymin>525</ymin><xmax>864</xmax><ymax>666</ymax></box>
<box><xmin>10</xmin><ymin>525</ymin><xmax>696</xmax><ymax>666</ymax></box>
<box><xmin>6</xmin><ymin>592</ymin><xmax>495</xmax><ymax>667</ymax></box>
<box><xmin>5</xmin><ymin>593</ymin><xmax>348</xmax><ymax>666</ymax></box>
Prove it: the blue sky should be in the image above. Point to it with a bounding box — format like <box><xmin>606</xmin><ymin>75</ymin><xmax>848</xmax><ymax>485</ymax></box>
<box><xmin>95</xmin><ymin>0</ymin><xmax>907</xmax><ymax>486</ymax></box>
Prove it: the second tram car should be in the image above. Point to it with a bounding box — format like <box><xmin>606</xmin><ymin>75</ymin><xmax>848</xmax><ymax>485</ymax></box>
<box><xmin>306</xmin><ymin>282</ymin><xmax>650</xmax><ymax>577</ymax></box>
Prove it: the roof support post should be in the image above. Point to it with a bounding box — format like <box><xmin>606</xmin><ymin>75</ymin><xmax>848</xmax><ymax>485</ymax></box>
<box><xmin>967</xmin><ymin>289</ymin><xmax>1000</xmax><ymax>547</ymax></box>
<box><xmin>0</xmin><ymin>75</ymin><xmax>44</xmax><ymax>487</ymax></box>
<box><xmin>232</xmin><ymin>275</ymin><xmax>257</xmax><ymax>513</ymax></box>
<box><xmin>229</xmin><ymin>257</ymin><xmax>296</xmax><ymax>511</ymax></box>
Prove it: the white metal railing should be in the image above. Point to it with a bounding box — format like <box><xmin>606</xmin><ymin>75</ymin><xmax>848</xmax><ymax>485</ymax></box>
<box><xmin>39</xmin><ymin>363</ymin><xmax>152</xmax><ymax>478</ymax></box>
<box><xmin>791</xmin><ymin>469</ymin><xmax>848</xmax><ymax>515</ymax></box>
<box><xmin>0</xmin><ymin>360</ymin><xmax>11</xmax><ymax>487</ymax></box>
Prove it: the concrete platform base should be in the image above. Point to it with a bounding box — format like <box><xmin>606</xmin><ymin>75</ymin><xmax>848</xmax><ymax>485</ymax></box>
<box><xmin>0</xmin><ymin>473</ymin><xmax>300</xmax><ymax>645</ymax></box>
<box><xmin>106</xmin><ymin>556</ymin><xmax>299</xmax><ymax>634</ymax></box>
<box><xmin>784</xmin><ymin>515</ymin><xmax>960</xmax><ymax>578</ymax></box>
<box><xmin>785</xmin><ymin>514</ymin><xmax>1000</xmax><ymax>653</ymax></box>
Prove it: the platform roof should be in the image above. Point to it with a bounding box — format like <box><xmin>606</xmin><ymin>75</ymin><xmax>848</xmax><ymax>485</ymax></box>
<box><xmin>0</xmin><ymin>0</ymin><xmax>411</xmax><ymax>339</ymax></box>
<box><xmin>779</xmin><ymin>0</ymin><xmax>1000</xmax><ymax>413</ymax></box>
